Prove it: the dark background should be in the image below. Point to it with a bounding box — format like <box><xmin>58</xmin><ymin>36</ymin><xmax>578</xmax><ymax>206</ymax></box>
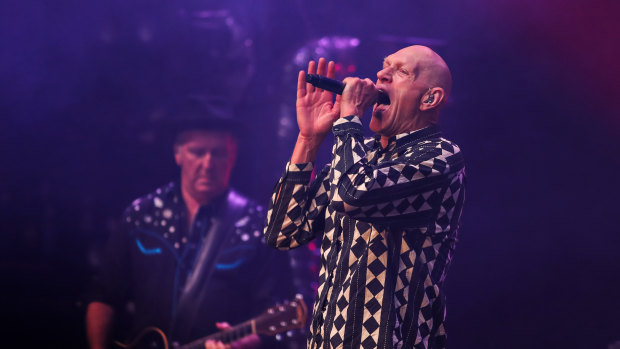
<box><xmin>1</xmin><ymin>0</ymin><xmax>619</xmax><ymax>348</ymax></box>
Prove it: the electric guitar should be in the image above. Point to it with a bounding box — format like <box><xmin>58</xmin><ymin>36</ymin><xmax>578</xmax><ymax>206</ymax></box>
<box><xmin>114</xmin><ymin>294</ymin><xmax>307</xmax><ymax>349</ymax></box>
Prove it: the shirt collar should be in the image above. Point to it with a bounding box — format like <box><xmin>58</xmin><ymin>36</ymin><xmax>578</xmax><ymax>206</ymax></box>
<box><xmin>375</xmin><ymin>124</ymin><xmax>442</xmax><ymax>153</ymax></box>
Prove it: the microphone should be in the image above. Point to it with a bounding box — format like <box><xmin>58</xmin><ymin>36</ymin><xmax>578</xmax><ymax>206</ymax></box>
<box><xmin>305</xmin><ymin>74</ymin><xmax>390</xmax><ymax>105</ymax></box>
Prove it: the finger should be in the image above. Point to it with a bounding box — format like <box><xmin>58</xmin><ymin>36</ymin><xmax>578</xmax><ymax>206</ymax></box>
<box><xmin>342</xmin><ymin>77</ymin><xmax>356</xmax><ymax>86</ymax></box>
<box><xmin>342</xmin><ymin>77</ymin><xmax>358</xmax><ymax>94</ymax></box>
<box><xmin>333</xmin><ymin>94</ymin><xmax>342</xmax><ymax>117</ymax></box>
<box><xmin>308</xmin><ymin>59</ymin><xmax>317</xmax><ymax>74</ymax></box>
<box><xmin>306</xmin><ymin>60</ymin><xmax>316</xmax><ymax>93</ymax></box>
<box><xmin>326</xmin><ymin>60</ymin><xmax>335</xmax><ymax>79</ymax></box>
<box><xmin>322</xmin><ymin>60</ymin><xmax>335</xmax><ymax>99</ymax></box>
<box><xmin>363</xmin><ymin>78</ymin><xmax>379</xmax><ymax>100</ymax></box>
<box><xmin>316</xmin><ymin>57</ymin><xmax>326</xmax><ymax>79</ymax></box>
<box><xmin>316</xmin><ymin>58</ymin><xmax>327</xmax><ymax>94</ymax></box>
<box><xmin>216</xmin><ymin>322</ymin><xmax>232</xmax><ymax>330</ymax></box>
<box><xmin>334</xmin><ymin>94</ymin><xmax>342</xmax><ymax>105</ymax></box>
<box><xmin>342</xmin><ymin>77</ymin><xmax>350</xmax><ymax>94</ymax></box>
<box><xmin>297</xmin><ymin>70</ymin><xmax>306</xmax><ymax>99</ymax></box>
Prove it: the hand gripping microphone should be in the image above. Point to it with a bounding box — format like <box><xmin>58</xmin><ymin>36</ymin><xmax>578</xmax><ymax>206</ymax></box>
<box><xmin>305</xmin><ymin>74</ymin><xmax>390</xmax><ymax>105</ymax></box>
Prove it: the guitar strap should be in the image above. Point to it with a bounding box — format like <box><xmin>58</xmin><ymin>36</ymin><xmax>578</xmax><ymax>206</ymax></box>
<box><xmin>169</xmin><ymin>189</ymin><xmax>248</xmax><ymax>342</ymax></box>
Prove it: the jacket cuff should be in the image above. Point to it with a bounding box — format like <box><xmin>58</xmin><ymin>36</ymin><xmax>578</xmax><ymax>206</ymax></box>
<box><xmin>282</xmin><ymin>162</ymin><xmax>313</xmax><ymax>183</ymax></box>
<box><xmin>333</xmin><ymin>116</ymin><xmax>363</xmax><ymax>136</ymax></box>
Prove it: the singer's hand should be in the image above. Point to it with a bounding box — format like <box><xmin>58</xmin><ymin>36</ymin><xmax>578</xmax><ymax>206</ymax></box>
<box><xmin>340</xmin><ymin>77</ymin><xmax>378</xmax><ymax>118</ymax></box>
<box><xmin>296</xmin><ymin>58</ymin><xmax>341</xmax><ymax>140</ymax></box>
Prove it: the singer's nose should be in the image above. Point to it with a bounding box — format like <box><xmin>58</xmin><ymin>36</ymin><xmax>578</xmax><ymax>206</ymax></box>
<box><xmin>377</xmin><ymin>67</ymin><xmax>391</xmax><ymax>83</ymax></box>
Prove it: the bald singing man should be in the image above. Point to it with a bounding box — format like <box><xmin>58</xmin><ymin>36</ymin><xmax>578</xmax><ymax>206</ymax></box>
<box><xmin>264</xmin><ymin>45</ymin><xmax>466</xmax><ymax>348</ymax></box>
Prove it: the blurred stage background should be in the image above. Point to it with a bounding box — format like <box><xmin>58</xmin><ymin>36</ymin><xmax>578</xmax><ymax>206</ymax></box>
<box><xmin>1</xmin><ymin>0</ymin><xmax>619</xmax><ymax>348</ymax></box>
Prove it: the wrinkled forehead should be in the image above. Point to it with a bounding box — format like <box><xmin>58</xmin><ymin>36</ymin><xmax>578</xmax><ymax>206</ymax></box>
<box><xmin>383</xmin><ymin>50</ymin><xmax>414</xmax><ymax>66</ymax></box>
<box><xmin>383</xmin><ymin>47</ymin><xmax>428</xmax><ymax>70</ymax></box>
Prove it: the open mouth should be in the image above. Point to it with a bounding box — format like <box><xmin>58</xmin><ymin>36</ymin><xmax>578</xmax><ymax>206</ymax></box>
<box><xmin>377</xmin><ymin>89</ymin><xmax>390</xmax><ymax>105</ymax></box>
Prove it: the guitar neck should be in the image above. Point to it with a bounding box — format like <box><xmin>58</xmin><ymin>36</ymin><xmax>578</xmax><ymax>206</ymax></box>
<box><xmin>120</xmin><ymin>296</ymin><xmax>306</xmax><ymax>349</ymax></box>
<box><xmin>179</xmin><ymin>321</ymin><xmax>254</xmax><ymax>349</ymax></box>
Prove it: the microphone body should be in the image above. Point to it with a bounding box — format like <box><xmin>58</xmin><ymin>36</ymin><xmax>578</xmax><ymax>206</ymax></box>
<box><xmin>305</xmin><ymin>74</ymin><xmax>390</xmax><ymax>105</ymax></box>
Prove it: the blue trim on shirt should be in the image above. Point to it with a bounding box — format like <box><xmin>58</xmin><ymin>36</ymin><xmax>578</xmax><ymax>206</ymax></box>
<box><xmin>132</xmin><ymin>227</ymin><xmax>180</xmax><ymax>260</ymax></box>
<box><xmin>135</xmin><ymin>239</ymin><xmax>162</xmax><ymax>255</ymax></box>
<box><xmin>216</xmin><ymin>258</ymin><xmax>247</xmax><ymax>270</ymax></box>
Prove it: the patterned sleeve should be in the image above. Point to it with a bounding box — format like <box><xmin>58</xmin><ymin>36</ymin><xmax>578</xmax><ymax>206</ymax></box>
<box><xmin>329</xmin><ymin>116</ymin><xmax>465</xmax><ymax>228</ymax></box>
<box><xmin>264</xmin><ymin>161</ymin><xmax>331</xmax><ymax>250</ymax></box>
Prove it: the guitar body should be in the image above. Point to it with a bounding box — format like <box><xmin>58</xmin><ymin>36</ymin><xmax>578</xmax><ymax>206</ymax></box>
<box><xmin>114</xmin><ymin>327</ymin><xmax>170</xmax><ymax>349</ymax></box>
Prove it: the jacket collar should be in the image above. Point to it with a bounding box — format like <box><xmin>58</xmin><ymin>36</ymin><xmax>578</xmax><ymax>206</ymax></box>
<box><xmin>373</xmin><ymin>124</ymin><xmax>442</xmax><ymax>154</ymax></box>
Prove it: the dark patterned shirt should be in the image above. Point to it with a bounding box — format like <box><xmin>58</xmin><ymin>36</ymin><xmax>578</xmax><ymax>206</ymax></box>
<box><xmin>265</xmin><ymin>116</ymin><xmax>466</xmax><ymax>349</ymax></box>
<box><xmin>89</xmin><ymin>181</ymin><xmax>296</xmax><ymax>346</ymax></box>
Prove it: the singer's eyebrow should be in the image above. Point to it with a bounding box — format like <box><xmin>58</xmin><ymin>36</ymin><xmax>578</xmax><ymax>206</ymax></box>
<box><xmin>382</xmin><ymin>57</ymin><xmax>390</xmax><ymax>66</ymax></box>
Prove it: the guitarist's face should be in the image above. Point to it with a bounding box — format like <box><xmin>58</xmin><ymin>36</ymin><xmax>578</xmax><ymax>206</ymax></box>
<box><xmin>174</xmin><ymin>129</ymin><xmax>238</xmax><ymax>204</ymax></box>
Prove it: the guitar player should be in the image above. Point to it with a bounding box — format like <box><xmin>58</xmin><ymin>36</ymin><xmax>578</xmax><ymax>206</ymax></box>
<box><xmin>85</xmin><ymin>96</ymin><xmax>300</xmax><ymax>349</ymax></box>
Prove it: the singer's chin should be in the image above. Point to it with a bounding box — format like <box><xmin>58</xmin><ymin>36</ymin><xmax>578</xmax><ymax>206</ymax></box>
<box><xmin>369</xmin><ymin>115</ymin><xmax>381</xmax><ymax>133</ymax></box>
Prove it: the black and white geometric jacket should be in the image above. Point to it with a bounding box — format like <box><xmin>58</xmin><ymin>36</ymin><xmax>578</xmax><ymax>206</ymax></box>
<box><xmin>265</xmin><ymin>116</ymin><xmax>466</xmax><ymax>349</ymax></box>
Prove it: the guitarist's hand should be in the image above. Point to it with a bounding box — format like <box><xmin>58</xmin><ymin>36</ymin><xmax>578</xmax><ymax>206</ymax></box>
<box><xmin>204</xmin><ymin>322</ymin><xmax>260</xmax><ymax>349</ymax></box>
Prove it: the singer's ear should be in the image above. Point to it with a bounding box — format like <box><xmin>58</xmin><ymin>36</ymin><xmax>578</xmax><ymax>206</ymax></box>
<box><xmin>174</xmin><ymin>144</ymin><xmax>182</xmax><ymax>166</ymax></box>
<box><xmin>419</xmin><ymin>87</ymin><xmax>444</xmax><ymax>112</ymax></box>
